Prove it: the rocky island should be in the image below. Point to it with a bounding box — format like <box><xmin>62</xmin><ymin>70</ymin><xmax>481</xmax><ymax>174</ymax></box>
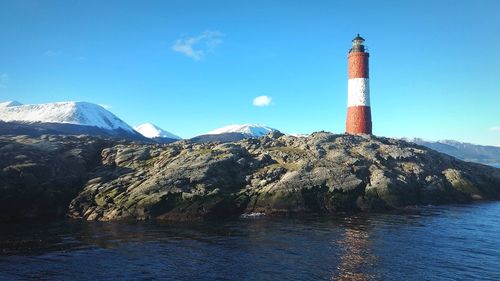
<box><xmin>1</xmin><ymin>132</ymin><xmax>499</xmax><ymax>222</ymax></box>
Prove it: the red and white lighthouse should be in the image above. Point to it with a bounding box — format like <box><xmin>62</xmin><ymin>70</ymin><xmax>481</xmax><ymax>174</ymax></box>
<box><xmin>346</xmin><ymin>34</ymin><xmax>372</xmax><ymax>135</ymax></box>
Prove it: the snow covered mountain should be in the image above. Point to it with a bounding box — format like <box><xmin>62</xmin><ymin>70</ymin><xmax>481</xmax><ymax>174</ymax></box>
<box><xmin>191</xmin><ymin>124</ymin><xmax>279</xmax><ymax>143</ymax></box>
<box><xmin>0</xmin><ymin>100</ymin><xmax>22</xmax><ymax>108</ymax></box>
<box><xmin>0</xmin><ymin>101</ymin><xmax>145</xmax><ymax>140</ymax></box>
<box><xmin>404</xmin><ymin>138</ymin><xmax>500</xmax><ymax>167</ymax></box>
<box><xmin>134</xmin><ymin>123</ymin><xmax>181</xmax><ymax>141</ymax></box>
<box><xmin>0</xmin><ymin>101</ymin><xmax>134</xmax><ymax>132</ymax></box>
<box><xmin>206</xmin><ymin>124</ymin><xmax>277</xmax><ymax>137</ymax></box>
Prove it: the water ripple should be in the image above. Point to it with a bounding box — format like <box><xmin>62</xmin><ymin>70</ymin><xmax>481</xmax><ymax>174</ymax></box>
<box><xmin>1</xmin><ymin>202</ymin><xmax>500</xmax><ymax>280</ymax></box>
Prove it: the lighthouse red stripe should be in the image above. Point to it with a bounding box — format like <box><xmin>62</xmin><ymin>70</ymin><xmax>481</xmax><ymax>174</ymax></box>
<box><xmin>346</xmin><ymin>106</ymin><xmax>372</xmax><ymax>134</ymax></box>
<box><xmin>348</xmin><ymin>52</ymin><xmax>369</xmax><ymax>79</ymax></box>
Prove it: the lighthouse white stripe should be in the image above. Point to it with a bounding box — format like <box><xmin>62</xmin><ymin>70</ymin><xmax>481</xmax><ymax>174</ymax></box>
<box><xmin>348</xmin><ymin>78</ymin><xmax>370</xmax><ymax>107</ymax></box>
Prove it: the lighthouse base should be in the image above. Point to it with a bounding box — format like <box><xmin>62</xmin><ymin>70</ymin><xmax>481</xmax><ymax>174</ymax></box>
<box><xmin>346</xmin><ymin>106</ymin><xmax>372</xmax><ymax>134</ymax></box>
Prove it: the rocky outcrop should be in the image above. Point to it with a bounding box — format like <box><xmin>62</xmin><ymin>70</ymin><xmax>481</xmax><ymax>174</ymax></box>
<box><xmin>66</xmin><ymin>132</ymin><xmax>500</xmax><ymax>221</ymax></box>
<box><xmin>0</xmin><ymin>135</ymin><xmax>114</xmax><ymax>221</ymax></box>
<box><xmin>1</xmin><ymin>132</ymin><xmax>499</xmax><ymax>222</ymax></box>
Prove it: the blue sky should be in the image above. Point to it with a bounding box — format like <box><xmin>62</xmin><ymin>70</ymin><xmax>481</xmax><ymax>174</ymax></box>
<box><xmin>0</xmin><ymin>0</ymin><xmax>499</xmax><ymax>145</ymax></box>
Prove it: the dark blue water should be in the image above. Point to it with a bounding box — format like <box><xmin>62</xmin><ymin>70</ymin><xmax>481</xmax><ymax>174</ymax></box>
<box><xmin>2</xmin><ymin>202</ymin><xmax>500</xmax><ymax>281</ymax></box>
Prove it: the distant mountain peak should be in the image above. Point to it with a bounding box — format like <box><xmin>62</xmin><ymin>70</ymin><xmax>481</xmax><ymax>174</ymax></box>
<box><xmin>0</xmin><ymin>101</ymin><xmax>134</xmax><ymax>132</ymax></box>
<box><xmin>206</xmin><ymin>124</ymin><xmax>277</xmax><ymax>137</ymax></box>
<box><xmin>134</xmin><ymin>123</ymin><xmax>181</xmax><ymax>140</ymax></box>
<box><xmin>0</xmin><ymin>100</ymin><xmax>22</xmax><ymax>108</ymax></box>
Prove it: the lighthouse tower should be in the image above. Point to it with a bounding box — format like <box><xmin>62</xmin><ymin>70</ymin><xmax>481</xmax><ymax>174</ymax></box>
<box><xmin>346</xmin><ymin>34</ymin><xmax>372</xmax><ymax>135</ymax></box>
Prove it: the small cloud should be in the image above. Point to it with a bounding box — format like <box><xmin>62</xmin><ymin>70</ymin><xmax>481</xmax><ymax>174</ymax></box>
<box><xmin>99</xmin><ymin>104</ymin><xmax>112</xmax><ymax>109</ymax></box>
<box><xmin>44</xmin><ymin>50</ymin><xmax>60</xmax><ymax>57</ymax></box>
<box><xmin>0</xmin><ymin>73</ymin><xmax>8</xmax><ymax>88</ymax></box>
<box><xmin>172</xmin><ymin>30</ymin><xmax>224</xmax><ymax>61</ymax></box>
<box><xmin>489</xmin><ymin>126</ymin><xmax>500</xmax><ymax>132</ymax></box>
<box><xmin>253</xmin><ymin>95</ymin><xmax>272</xmax><ymax>107</ymax></box>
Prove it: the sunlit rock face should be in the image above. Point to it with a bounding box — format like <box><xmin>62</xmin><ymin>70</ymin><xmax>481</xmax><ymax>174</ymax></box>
<box><xmin>67</xmin><ymin>132</ymin><xmax>500</xmax><ymax>221</ymax></box>
<box><xmin>1</xmin><ymin>132</ymin><xmax>500</xmax><ymax>222</ymax></box>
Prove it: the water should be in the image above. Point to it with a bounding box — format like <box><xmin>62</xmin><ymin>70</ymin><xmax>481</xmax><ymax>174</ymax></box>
<box><xmin>2</xmin><ymin>203</ymin><xmax>500</xmax><ymax>281</ymax></box>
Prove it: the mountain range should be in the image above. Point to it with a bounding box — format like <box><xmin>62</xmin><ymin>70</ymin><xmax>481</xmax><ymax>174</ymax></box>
<box><xmin>404</xmin><ymin>138</ymin><xmax>500</xmax><ymax>167</ymax></box>
<box><xmin>0</xmin><ymin>101</ymin><xmax>145</xmax><ymax>140</ymax></box>
<box><xmin>190</xmin><ymin>124</ymin><xmax>277</xmax><ymax>143</ymax></box>
<box><xmin>0</xmin><ymin>100</ymin><xmax>498</xmax><ymax>166</ymax></box>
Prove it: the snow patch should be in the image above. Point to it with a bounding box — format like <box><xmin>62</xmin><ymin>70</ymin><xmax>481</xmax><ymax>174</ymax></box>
<box><xmin>134</xmin><ymin>123</ymin><xmax>181</xmax><ymax>139</ymax></box>
<box><xmin>206</xmin><ymin>124</ymin><xmax>277</xmax><ymax>137</ymax></box>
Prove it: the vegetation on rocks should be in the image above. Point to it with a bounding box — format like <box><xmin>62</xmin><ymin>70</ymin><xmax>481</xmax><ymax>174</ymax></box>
<box><xmin>1</xmin><ymin>132</ymin><xmax>499</xmax><ymax>222</ymax></box>
<box><xmin>69</xmin><ymin>131</ymin><xmax>500</xmax><ymax>221</ymax></box>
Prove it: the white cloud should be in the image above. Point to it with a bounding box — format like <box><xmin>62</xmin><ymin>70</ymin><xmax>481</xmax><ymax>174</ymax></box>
<box><xmin>489</xmin><ymin>126</ymin><xmax>500</xmax><ymax>132</ymax></box>
<box><xmin>253</xmin><ymin>95</ymin><xmax>272</xmax><ymax>107</ymax></box>
<box><xmin>172</xmin><ymin>30</ymin><xmax>224</xmax><ymax>61</ymax></box>
<box><xmin>0</xmin><ymin>73</ymin><xmax>8</xmax><ymax>88</ymax></box>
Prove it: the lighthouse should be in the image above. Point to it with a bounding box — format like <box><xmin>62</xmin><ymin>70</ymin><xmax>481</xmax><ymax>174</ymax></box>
<box><xmin>346</xmin><ymin>34</ymin><xmax>372</xmax><ymax>135</ymax></box>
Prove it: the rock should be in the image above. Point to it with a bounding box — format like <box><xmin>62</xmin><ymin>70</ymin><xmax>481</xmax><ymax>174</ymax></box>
<box><xmin>266</xmin><ymin>130</ymin><xmax>284</xmax><ymax>139</ymax></box>
<box><xmin>0</xmin><ymin>135</ymin><xmax>114</xmax><ymax>221</ymax></box>
<box><xmin>1</xmin><ymin>133</ymin><xmax>500</xmax><ymax>222</ymax></box>
<box><xmin>67</xmin><ymin>133</ymin><xmax>500</xmax><ymax>221</ymax></box>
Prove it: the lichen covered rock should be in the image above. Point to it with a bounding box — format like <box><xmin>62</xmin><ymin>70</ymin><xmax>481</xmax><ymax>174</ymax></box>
<box><xmin>66</xmin><ymin>132</ymin><xmax>500</xmax><ymax>221</ymax></box>
<box><xmin>1</xmin><ymin>132</ymin><xmax>499</xmax><ymax>222</ymax></box>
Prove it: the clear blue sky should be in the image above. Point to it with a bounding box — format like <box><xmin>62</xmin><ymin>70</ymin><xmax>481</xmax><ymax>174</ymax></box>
<box><xmin>1</xmin><ymin>0</ymin><xmax>499</xmax><ymax>145</ymax></box>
